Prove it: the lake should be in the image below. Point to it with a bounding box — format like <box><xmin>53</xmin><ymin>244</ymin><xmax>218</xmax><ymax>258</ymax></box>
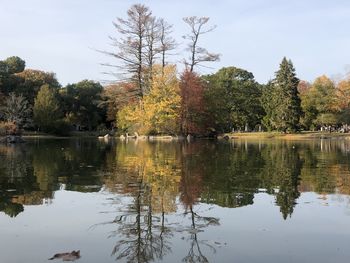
<box><xmin>0</xmin><ymin>138</ymin><xmax>350</xmax><ymax>263</ymax></box>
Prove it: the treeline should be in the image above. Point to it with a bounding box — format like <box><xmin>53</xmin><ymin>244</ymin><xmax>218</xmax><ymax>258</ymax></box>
<box><xmin>1</xmin><ymin>3</ymin><xmax>350</xmax><ymax>136</ymax></box>
<box><xmin>0</xmin><ymin>56</ymin><xmax>107</xmax><ymax>135</ymax></box>
<box><xmin>105</xmin><ymin>4</ymin><xmax>350</xmax><ymax>136</ymax></box>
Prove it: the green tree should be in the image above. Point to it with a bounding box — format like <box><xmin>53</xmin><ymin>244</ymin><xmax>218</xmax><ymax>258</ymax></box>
<box><xmin>204</xmin><ymin>66</ymin><xmax>264</xmax><ymax>132</ymax></box>
<box><xmin>0</xmin><ymin>56</ymin><xmax>26</xmax><ymax>95</ymax></box>
<box><xmin>13</xmin><ymin>69</ymin><xmax>60</xmax><ymax>104</ymax></box>
<box><xmin>33</xmin><ymin>84</ymin><xmax>61</xmax><ymax>132</ymax></box>
<box><xmin>0</xmin><ymin>61</ymin><xmax>9</xmax><ymax>97</ymax></box>
<box><xmin>261</xmin><ymin>81</ymin><xmax>276</xmax><ymax>130</ymax></box>
<box><xmin>3</xmin><ymin>56</ymin><xmax>25</xmax><ymax>74</ymax></box>
<box><xmin>61</xmin><ymin>80</ymin><xmax>104</xmax><ymax>131</ymax></box>
<box><xmin>263</xmin><ymin>57</ymin><xmax>302</xmax><ymax>132</ymax></box>
<box><xmin>300</xmin><ymin>75</ymin><xmax>338</xmax><ymax>129</ymax></box>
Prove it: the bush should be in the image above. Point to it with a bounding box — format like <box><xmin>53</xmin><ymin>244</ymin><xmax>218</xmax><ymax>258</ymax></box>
<box><xmin>51</xmin><ymin>120</ymin><xmax>72</xmax><ymax>136</ymax></box>
<box><xmin>0</xmin><ymin>121</ymin><xmax>20</xmax><ymax>136</ymax></box>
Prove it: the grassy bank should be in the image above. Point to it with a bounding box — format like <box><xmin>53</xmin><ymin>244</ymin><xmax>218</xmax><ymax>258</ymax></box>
<box><xmin>220</xmin><ymin>131</ymin><xmax>350</xmax><ymax>140</ymax></box>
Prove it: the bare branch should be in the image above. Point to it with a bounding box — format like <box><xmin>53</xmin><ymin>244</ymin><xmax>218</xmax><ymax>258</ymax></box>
<box><xmin>182</xmin><ymin>16</ymin><xmax>220</xmax><ymax>72</ymax></box>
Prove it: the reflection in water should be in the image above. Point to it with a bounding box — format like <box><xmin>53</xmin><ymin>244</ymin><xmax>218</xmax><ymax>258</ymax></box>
<box><xmin>0</xmin><ymin>144</ymin><xmax>37</xmax><ymax>217</ymax></box>
<box><xmin>103</xmin><ymin>142</ymin><xmax>180</xmax><ymax>262</ymax></box>
<box><xmin>1</xmin><ymin>138</ymin><xmax>350</xmax><ymax>262</ymax></box>
<box><xmin>180</xmin><ymin>143</ymin><xmax>220</xmax><ymax>263</ymax></box>
<box><xmin>259</xmin><ymin>142</ymin><xmax>302</xmax><ymax>219</ymax></box>
<box><xmin>0</xmin><ymin>139</ymin><xmax>112</xmax><ymax>217</ymax></box>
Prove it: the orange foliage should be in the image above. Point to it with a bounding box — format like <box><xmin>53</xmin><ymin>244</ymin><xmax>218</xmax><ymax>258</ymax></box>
<box><xmin>180</xmin><ymin>70</ymin><xmax>206</xmax><ymax>135</ymax></box>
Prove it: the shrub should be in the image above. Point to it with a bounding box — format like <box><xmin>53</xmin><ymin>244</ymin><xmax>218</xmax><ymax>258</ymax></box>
<box><xmin>0</xmin><ymin>121</ymin><xmax>20</xmax><ymax>136</ymax></box>
<box><xmin>51</xmin><ymin>120</ymin><xmax>72</xmax><ymax>136</ymax></box>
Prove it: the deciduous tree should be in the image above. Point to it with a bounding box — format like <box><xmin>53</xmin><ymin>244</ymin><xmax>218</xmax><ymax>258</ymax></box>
<box><xmin>1</xmin><ymin>93</ymin><xmax>31</xmax><ymax>128</ymax></box>
<box><xmin>204</xmin><ymin>66</ymin><xmax>264</xmax><ymax>132</ymax></box>
<box><xmin>3</xmin><ymin>56</ymin><xmax>25</xmax><ymax>74</ymax></box>
<box><xmin>182</xmin><ymin>16</ymin><xmax>220</xmax><ymax>72</ymax></box>
<box><xmin>61</xmin><ymin>80</ymin><xmax>104</xmax><ymax>131</ymax></box>
<box><xmin>13</xmin><ymin>69</ymin><xmax>60</xmax><ymax>104</ymax></box>
<box><xmin>107</xmin><ymin>4</ymin><xmax>153</xmax><ymax>97</ymax></box>
<box><xmin>180</xmin><ymin>70</ymin><xmax>206</xmax><ymax>135</ymax></box>
<box><xmin>300</xmin><ymin>75</ymin><xmax>338</xmax><ymax>129</ymax></box>
<box><xmin>117</xmin><ymin>65</ymin><xmax>181</xmax><ymax>135</ymax></box>
<box><xmin>33</xmin><ymin>84</ymin><xmax>61</xmax><ymax>132</ymax></box>
<box><xmin>158</xmin><ymin>19</ymin><xmax>177</xmax><ymax>71</ymax></box>
<box><xmin>143</xmin><ymin>64</ymin><xmax>181</xmax><ymax>134</ymax></box>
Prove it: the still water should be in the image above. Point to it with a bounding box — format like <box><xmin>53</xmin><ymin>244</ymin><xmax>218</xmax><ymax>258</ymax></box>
<box><xmin>0</xmin><ymin>138</ymin><xmax>350</xmax><ymax>263</ymax></box>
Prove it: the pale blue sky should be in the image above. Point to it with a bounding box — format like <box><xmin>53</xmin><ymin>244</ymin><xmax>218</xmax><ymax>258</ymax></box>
<box><xmin>1</xmin><ymin>0</ymin><xmax>350</xmax><ymax>85</ymax></box>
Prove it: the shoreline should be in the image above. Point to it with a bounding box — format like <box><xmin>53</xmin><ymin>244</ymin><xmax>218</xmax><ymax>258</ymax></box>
<box><xmin>3</xmin><ymin>131</ymin><xmax>350</xmax><ymax>141</ymax></box>
<box><xmin>219</xmin><ymin>132</ymin><xmax>350</xmax><ymax>140</ymax></box>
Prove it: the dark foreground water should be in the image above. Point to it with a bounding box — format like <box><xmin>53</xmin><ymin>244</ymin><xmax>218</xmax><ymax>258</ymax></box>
<box><xmin>0</xmin><ymin>138</ymin><xmax>350</xmax><ymax>263</ymax></box>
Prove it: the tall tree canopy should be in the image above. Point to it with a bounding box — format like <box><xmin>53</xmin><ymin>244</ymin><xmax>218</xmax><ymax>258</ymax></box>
<box><xmin>204</xmin><ymin>67</ymin><xmax>264</xmax><ymax>132</ymax></box>
<box><xmin>117</xmin><ymin>64</ymin><xmax>181</xmax><ymax>135</ymax></box>
<box><xmin>0</xmin><ymin>56</ymin><xmax>26</xmax><ymax>95</ymax></box>
<box><xmin>33</xmin><ymin>84</ymin><xmax>61</xmax><ymax>132</ymax></box>
<box><xmin>300</xmin><ymin>75</ymin><xmax>338</xmax><ymax>129</ymax></box>
<box><xmin>180</xmin><ymin>70</ymin><xmax>206</xmax><ymax>135</ymax></box>
<box><xmin>13</xmin><ymin>69</ymin><xmax>60</xmax><ymax>104</ymax></box>
<box><xmin>61</xmin><ymin>80</ymin><xmax>104</xmax><ymax>131</ymax></box>
<box><xmin>3</xmin><ymin>56</ymin><xmax>25</xmax><ymax>74</ymax></box>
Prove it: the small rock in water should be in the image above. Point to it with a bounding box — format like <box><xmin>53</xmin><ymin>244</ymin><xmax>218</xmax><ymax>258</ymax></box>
<box><xmin>48</xmin><ymin>250</ymin><xmax>81</xmax><ymax>261</ymax></box>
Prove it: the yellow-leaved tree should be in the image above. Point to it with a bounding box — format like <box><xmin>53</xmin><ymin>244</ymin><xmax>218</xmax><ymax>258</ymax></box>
<box><xmin>143</xmin><ymin>64</ymin><xmax>181</xmax><ymax>134</ymax></box>
<box><xmin>117</xmin><ymin>64</ymin><xmax>181</xmax><ymax>135</ymax></box>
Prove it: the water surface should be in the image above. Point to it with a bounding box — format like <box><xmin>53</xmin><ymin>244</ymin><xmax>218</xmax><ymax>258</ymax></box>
<box><xmin>0</xmin><ymin>138</ymin><xmax>350</xmax><ymax>263</ymax></box>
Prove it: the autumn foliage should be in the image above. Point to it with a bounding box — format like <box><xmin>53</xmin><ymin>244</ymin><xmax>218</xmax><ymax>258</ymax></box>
<box><xmin>180</xmin><ymin>70</ymin><xmax>206</xmax><ymax>135</ymax></box>
<box><xmin>117</xmin><ymin>65</ymin><xmax>181</xmax><ymax>135</ymax></box>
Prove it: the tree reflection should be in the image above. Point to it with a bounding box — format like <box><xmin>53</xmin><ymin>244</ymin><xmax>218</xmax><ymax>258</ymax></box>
<box><xmin>102</xmin><ymin>141</ymin><xmax>180</xmax><ymax>262</ymax></box>
<box><xmin>199</xmin><ymin>141</ymin><xmax>265</xmax><ymax>208</ymax></box>
<box><xmin>100</xmin><ymin>139</ymin><xmax>350</xmax><ymax>262</ymax></box>
<box><xmin>0</xmin><ymin>139</ymin><xmax>111</xmax><ymax>217</ymax></box>
<box><xmin>2</xmin><ymin>136</ymin><xmax>350</xmax><ymax>263</ymax></box>
<box><xmin>180</xmin><ymin>143</ymin><xmax>220</xmax><ymax>263</ymax></box>
<box><xmin>102</xmin><ymin>141</ymin><xmax>221</xmax><ymax>262</ymax></box>
<box><xmin>0</xmin><ymin>144</ymin><xmax>37</xmax><ymax>217</ymax></box>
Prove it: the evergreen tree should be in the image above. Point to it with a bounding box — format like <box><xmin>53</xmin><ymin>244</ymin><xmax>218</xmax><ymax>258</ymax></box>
<box><xmin>264</xmin><ymin>57</ymin><xmax>302</xmax><ymax>132</ymax></box>
<box><xmin>261</xmin><ymin>81</ymin><xmax>276</xmax><ymax>131</ymax></box>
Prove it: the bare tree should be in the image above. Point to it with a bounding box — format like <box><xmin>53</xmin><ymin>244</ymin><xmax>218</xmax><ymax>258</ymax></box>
<box><xmin>105</xmin><ymin>5</ymin><xmax>177</xmax><ymax>98</ymax></box>
<box><xmin>183</xmin><ymin>16</ymin><xmax>220</xmax><ymax>72</ymax></box>
<box><xmin>1</xmin><ymin>93</ymin><xmax>32</xmax><ymax>128</ymax></box>
<box><xmin>144</xmin><ymin>16</ymin><xmax>161</xmax><ymax>91</ymax></box>
<box><xmin>106</xmin><ymin>4</ymin><xmax>152</xmax><ymax>98</ymax></box>
<box><xmin>158</xmin><ymin>19</ymin><xmax>177</xmax><ymax>72</ymax></box>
